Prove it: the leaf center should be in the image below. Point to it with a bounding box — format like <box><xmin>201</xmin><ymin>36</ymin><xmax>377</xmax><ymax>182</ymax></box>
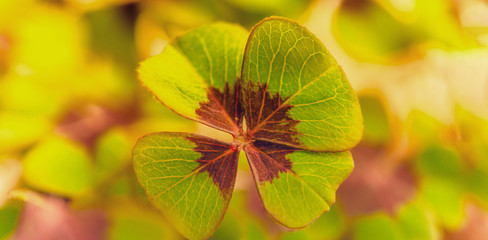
<box><xmin>233</xmin><ymin>134</ymin><xmax>250</xmax><ymax>150</ymax></box>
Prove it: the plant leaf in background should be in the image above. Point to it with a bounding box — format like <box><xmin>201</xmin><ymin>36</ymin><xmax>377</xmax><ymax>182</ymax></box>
<box><xmin>134</xmin><ymin>17</ymin><xmax>362</xmax><ymax>239</ymax></box>
<box><xmin>94</xmin><ymin>128</ymin><xmax>132</xmax><ymax>184</ymax></box>
<box><xmin>22</xmin><ymin>136</ymin><xmax>95</xmax><ymax>198</ymax></box>
<box><xmin>1</xmin><ymin>0</ymin><xmax>486</xmax><ymax>239</ymax></box>
<box><xmin>0</xmin><ymin>200</ymin><xmax>22</xmax><ymax>239</ymax></box>
<box><xmin>351</xmin><ymin>201</ymin><xmax>435</xmax><ymax>240</ymax></box>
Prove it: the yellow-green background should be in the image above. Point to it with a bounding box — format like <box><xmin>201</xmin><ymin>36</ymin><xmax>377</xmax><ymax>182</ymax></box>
<box><xmin>1</xmin><ymin>0</ymin><xmax>488</xmax><ymax>239</ymax></box>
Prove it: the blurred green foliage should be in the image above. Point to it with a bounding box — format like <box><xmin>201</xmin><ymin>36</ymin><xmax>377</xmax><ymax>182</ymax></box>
<box><xmin>1</xmin><ymin>0</ymin><xmax>487</xmax><ymax>239</ymax></box>
<box><xmin>0</xmin><ymin>201</ymin><xmax>22</xmax><ymax>239</ymax></box>
<box><xmin>22</xmin><ymin>136</ymin><xmax>95</xmax><ymax>197</ymax></box>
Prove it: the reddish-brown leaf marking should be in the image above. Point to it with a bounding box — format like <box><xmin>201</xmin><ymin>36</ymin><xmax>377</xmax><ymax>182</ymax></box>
<box><xmin>196</xmin><ymin>83</ymin><xmax>242</xmax><ymax>135</ymax></box>
<box><xmin>186</xmin><ymin>135</ymin><xmax>239</xmax><ymax>199</ymax></box>
<box><xmin>241</xmin><ymin>81</ymin><xmax>301</xmax><ymax>146</ymax></box>
<box><xmin>245</xmin><ymin>141</ymin><xmax>296</xmax><ymax>183</ymax></box>
<box><xmin>196</xmin><ymin>74</ymin><xmax>304</xmax><ymax>185</ymax></box>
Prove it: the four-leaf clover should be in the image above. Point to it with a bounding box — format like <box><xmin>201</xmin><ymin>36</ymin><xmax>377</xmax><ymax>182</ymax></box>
<box><xmin>133</xmin><ymin>17</ymin><xmax>363</xmax><ymax>239</ymax></box>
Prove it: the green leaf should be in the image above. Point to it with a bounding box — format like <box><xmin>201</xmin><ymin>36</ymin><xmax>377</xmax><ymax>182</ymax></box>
<box><xmin>244</xmin><ymin>141</ymin><xmax>353</xmax><ymax>228</ymax></box>
<box><xmin>397</xmin><ymin>202</ymin><xmax>436</xmax><ymax>240</ymax></box>
<box><xmin>352</xmin><ymin>202</ymin><xmax>436</xmax><ymax>240</ymax></box>
<box><xmin>467</xmin><ymin>169</ymin><xmax>488</xmax><ymax>208</ymax></box>
<box><xmin>0</xmin><ymin>200</ymin><xmax>22</xmax><ymax>239</ymax></box>
<box><xmin>419</xmin><ymin>178</ymin><xmax>465</xmax><ymax>230</ymax></box>
<box><xmin>94</xmin><ymin>128</ymin><xmax>132</xmax><ymax>183</ymax></box>
<box><xmin>22</xmin><ymin>136</ymin><xmax>94</xmax><ymax>197</ymax></box>
<box><xmin>415</xmin><ymin>145</ymin><xmax>466</xmax><ymax>181</ymax></box>
<box><xmin>358</xmin><ymin>95</ymin><xmax>391</xmax><ymax>146</ymax></box>
<box><xmin>132</xmin><ymin>132</ymin><xmax>239</xmax><ymax>240</ymax></box>
<box><xmin>138</xmin><ymin>23</ymin><xmax>248</xmax><ymax>134</ymax></box>
<box><xmin>0</xmin><ymin>112</ymin><xmax>52</xmax><ymax>153</ymax></box>
<box><xmin>241</xmin><ymin>17</ymin><xmax>363</xmax><ymax>152</ymax></box>
<box><xmin>353</xmin><ymin>213</ymin><xmax>405</xmax><ymax>240</ymax></box>
<box><xmin>333</xmin><ymin>1</ymin><xmax>413</xmax><ymax>61</ymax></box>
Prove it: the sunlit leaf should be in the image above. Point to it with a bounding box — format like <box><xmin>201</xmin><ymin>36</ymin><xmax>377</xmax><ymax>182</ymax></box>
<box><xmin>0</xmin><ymin>112</ymin><xmax>52</xmax><ymax>153</ymax></box>
<box><xmin>0</xmin><ymin>74</ymin><xmax>66</xmax><ymax>118</ymax></box>
<box><xmin>138</xmin><ymin>23</ymin><xmax>248</xmax><ymax>134</ymax></box>
<box><xmin>410</xmin><ymin>0</ymin><xmax>474</xmax><ymax>49</ymax></box>
<box><xmin>22</xmin><ymin>136</ymin><xmax>95</xmax><ymax>197</ymax></box>
<box><xmin>11</xmin><ymin>5</ymin><xmax>85</xmax><ymax>77</ymax></box>
<box><xmin>132</xmin><ymin>133</ymin><xmax>239</xmax><ymax>239</ymax></box>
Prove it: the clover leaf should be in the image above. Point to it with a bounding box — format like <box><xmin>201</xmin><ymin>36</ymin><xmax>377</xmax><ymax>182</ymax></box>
<box><xmin>134</xmin><ymin>17</ymin><xmax>363</xmax><ymax>239</ymax></box>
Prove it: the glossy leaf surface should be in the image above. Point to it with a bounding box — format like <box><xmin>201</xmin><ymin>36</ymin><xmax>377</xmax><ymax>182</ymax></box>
<box><xmin>132</xmin><ymin>133</ymin><xmax>239</xmax><ymax>239</ymax></box>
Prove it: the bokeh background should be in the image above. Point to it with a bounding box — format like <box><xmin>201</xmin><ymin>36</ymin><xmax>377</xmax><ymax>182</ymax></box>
<box><xmin>1</xmin><ymin>0</ymin><xmax>488</xmax><ymax>239</ymax></box>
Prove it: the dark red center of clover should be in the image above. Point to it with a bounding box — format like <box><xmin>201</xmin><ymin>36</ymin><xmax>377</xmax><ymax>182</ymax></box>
<box><xmin>192</xmin><ymin>81</ymin><xmax>301</xmax><ymax>194</ymax></box>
